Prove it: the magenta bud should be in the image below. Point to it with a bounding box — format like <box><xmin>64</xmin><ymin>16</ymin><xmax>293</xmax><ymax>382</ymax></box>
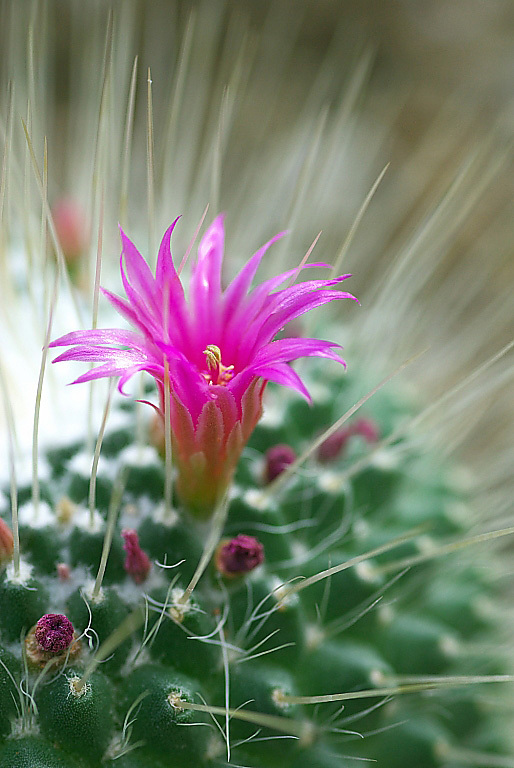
<box><xmin>57</xmin><ymin>563</ymin><xmax>71</xmax><ymax>581</ymax></box>
<box><xmin>216</xmin><ymin>534</ymin><xmax>264</xmax><ymax>577</ymax></box>
<box><xmin>264</xmin><ymin>444</ymin><xmax>296</xmax><ymax>483</ymax></box>
<box><xmin>35</xmin><ymin>614</ymin><xmax>74</xmax><ymax>653</ymax></box>
<box><xmin>352</xmin><ymin>417</ymin><xmax>379</xmax><ymax>443</ymax></box>
<box><xmin>0</xmin><ymin>518</ymin><xmax>14</xmax><ymax>566</ymax></box>
<box><xmin>317</xmin><ymin>428</ymin><xmax>352</xmax><ymax>463</ymax></box>
<box><xmin>122</xmin><ymin>529</ymin><xmax>151</xmax><ymax>584</ymax></box>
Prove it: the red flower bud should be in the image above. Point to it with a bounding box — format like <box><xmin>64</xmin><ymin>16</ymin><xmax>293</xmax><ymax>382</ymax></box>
<box><xmin>0</xmin><ymin>518</ymin><xmax>14</xmax><ymax>566</ymax></box>
<box><xmin>57</xmin><ymin>563</ymin><xmax>71</xmax><ymax>581</ymax></box>
<box><xmin>216</xmin><ymin>534</ymin><xmax>264</xmax><ymax>577</ymax></box>
<box><xmin>317</xmin><ymin>428</ymin><xmax>352</xmax><ymax>463</ymax></box>
<box><xmin>122</xmin><ymin>529</ymin><xmax>151</xmax><ymax>584</ymax></box>
<box><xmin>317</xmin><ymin>417</ymin><xmax>380</xmax><ymax>463</ymax></box>
<box><xmin>264</xmin><ymin>444</ymin><xmax>296</xmax><ymax>483</ymax></box>
<box><xmin>352</xmin><ymin>417</ymin><xmax>379</xmax><ymax>443</ymax></box>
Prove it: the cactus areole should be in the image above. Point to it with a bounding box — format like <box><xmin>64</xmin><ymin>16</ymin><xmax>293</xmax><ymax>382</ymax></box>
<box><xmin>50</xmin><ymin>216</ymin><xmax>357</xmax><ymax>516</ymax></box>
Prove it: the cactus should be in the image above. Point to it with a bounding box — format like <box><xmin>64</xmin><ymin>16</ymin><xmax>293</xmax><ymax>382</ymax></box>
<box><xmin>0</xmin><ymin>217</ymin><xmax>511</xmax><ymax>768</ymax></box>
<box><xmin>0</xmin><ymin>350</ymin><xmax>513</xmax><ymax>767</ymax></box>
<box><xmin>1</xmin><ymin>3</ymin><xmax>514</xmax><ymax>767</ymax></box>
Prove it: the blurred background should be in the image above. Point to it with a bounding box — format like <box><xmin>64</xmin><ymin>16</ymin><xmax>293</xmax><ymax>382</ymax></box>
<box><xmin>2</xmin><ymin>0</ymin><xmax>513</xmax><ymax>292</ymax></box>
<box><xmin>0</xmin><ymin>0</ymin><xmax>513</xmax><ymax>505</ymax></box>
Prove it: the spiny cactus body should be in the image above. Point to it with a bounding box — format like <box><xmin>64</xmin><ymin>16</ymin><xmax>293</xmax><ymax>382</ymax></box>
<box><xmin>0</xmin><ymin>358</ymin><xmax>510</xmax><ymax>768</ymax></box>
<box><xmin>1</xmin><ymin>4</ymin><xmax>513</xmax><ymax>767</ymax></box>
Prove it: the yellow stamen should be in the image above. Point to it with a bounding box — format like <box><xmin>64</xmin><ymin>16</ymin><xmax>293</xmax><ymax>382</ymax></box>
<box><xmin>204</xmin><ymin>344</ymin><xmax>222</xmax><ymax>371</ymax></box>
<box><xmin>202</xmin><ymin>344</ymin><xmax>234</xmax><ymax>386</ymax></box>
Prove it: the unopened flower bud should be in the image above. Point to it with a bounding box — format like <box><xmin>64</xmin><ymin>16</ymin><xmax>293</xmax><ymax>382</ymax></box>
<box><xmin>0</xmin><ymin>518</ymin><xmax>14</xmax><ymax>566</ymax></box>
<box><xmin>317</xmin><ymin>417</ymin><xmax>380</xmax><ymax>463</ymax></box>
<box><xmin>57</xmin><ymin>563</ymin><xmax>71</xmax><ymax>581</ymax></box>
<box><xmin>352</xmin><ymin>417</ymin><xmax>379</xmax><ymax>443</ymax></box>
<box><xmin>52</xmin><ymin>198</ymin><xmax>89</xmax><ymax>267</ymax></box>
<box><xmin>317</xmin><ymin>428</ymin><xmax>352</xmax><ymax>463</ymax></box>
<box><xmin>264</xmin><ymin>444</ymin><xmax>296</xmax><ymax>483</ymax></box>
<box><xmin>122</xmin><ymin>529</ymin><xmax>151</xmax><ymax>584</ymax></box>
<box><xmin>215</xmin><ymin>534</ymin><xmax>264</xmax><ymax>577</ymax></box>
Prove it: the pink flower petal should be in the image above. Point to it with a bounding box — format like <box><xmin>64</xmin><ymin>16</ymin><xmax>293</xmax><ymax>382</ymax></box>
<box><xmin>52</xmin><ymin>346</ymin><xmax>150</xmax><ymax>365</ymax></box>
<box><xmin>190</xmin><ymin>214</ymin><xmax>225</xmax><ymax>345</ymax></box>
<box><xmin>49</xmin><ymin>328</ymin><xmax>149</xmax><ymax>352</ymax></box>
<box><xmin>252</xmin><ymin>337</ymin><xmax>345</xmax><ymax>367</ymax></box>
<box><xmin>119</xmin><ymin>227</ymin><xmax>159</xmax><ymax>310</ymax></box>
<box><xmin>155</xmin><ymin>219</ymin><xmax>193</xmax><ymax>349</ymax></box>
<box><xmin>70</xmin><ymin>361</ymin><xmax>162</xmax><ymax>391</ymax></box>
<box><xmin>251</xmin><ymin>289</ymin><xmax>358</xmax><ymax>350</ymax></box>
<box><xmin>222</xmin><ymin>231</ymin><xmax>286</xmax><ymax>327</ymax></box>
<box><xmin>101</xmin><ymin>287</ymin><xmax>158</xmax><ymax>341</ymax></box>
<box><xmin>155</xmin><ymin>217</ymin><xmax>181</xmax><ymax>284</ymax></box>
<box><xmin>251</xmin><ymin>362</ymin><xmax>312</xmax><ymax>401</ymax></box>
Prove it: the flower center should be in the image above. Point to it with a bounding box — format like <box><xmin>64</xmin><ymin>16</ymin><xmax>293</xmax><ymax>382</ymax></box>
<box><xmin>202</xmin><ymin>344</ymin><xmax>234</xmax><ymax>386</ymax></box>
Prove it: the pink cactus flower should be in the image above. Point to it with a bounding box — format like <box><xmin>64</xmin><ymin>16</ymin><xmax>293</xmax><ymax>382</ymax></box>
<box><xmin>50</xmin><ymin>216</ymin><xmax>357</xmax><ymax>516</ymax></box>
